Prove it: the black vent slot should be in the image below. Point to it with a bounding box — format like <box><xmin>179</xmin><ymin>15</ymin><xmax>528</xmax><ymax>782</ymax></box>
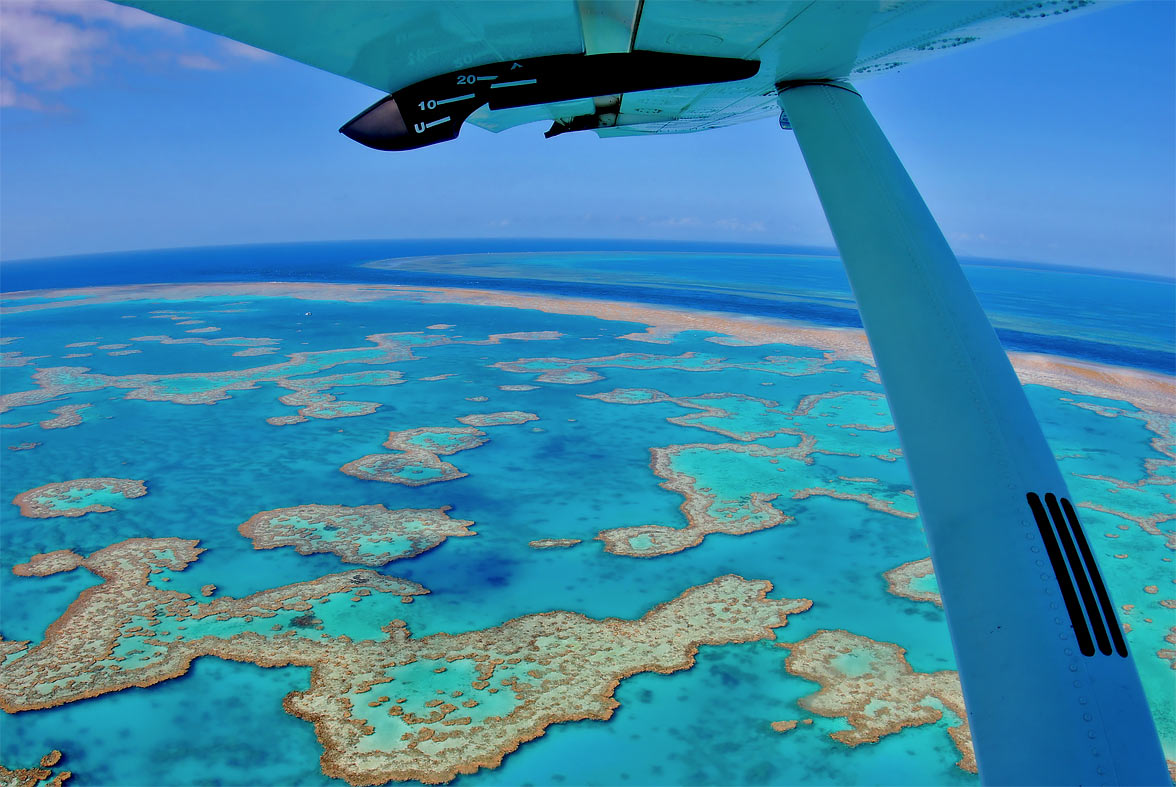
<box><xmin>1027</xmin><ymin>492</ymin><xmax>1128</xmax><ymax>657</ymax></box>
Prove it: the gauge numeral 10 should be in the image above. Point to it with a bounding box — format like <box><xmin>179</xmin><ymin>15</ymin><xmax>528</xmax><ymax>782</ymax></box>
<box><xmin>418</xmin><ymin>99</ymin><xmax>437</xmax><ymax>110</ymax></box>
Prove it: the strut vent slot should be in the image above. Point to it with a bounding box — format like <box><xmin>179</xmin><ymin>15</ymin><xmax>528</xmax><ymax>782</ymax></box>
<box><xmin>1027</xmin><ymin>492</ymin><xmax>1128</xmax><ymax>657</ymax></box>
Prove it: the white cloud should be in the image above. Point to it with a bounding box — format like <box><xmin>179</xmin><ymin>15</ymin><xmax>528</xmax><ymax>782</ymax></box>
<box><xmin>219</xmin><ymin>38</ymin><xmax>274</xmax><ymax>62</ymax></box>
<box><xmin>648</xmin><ymin>216</ymin><xmax>767</xmax><ymax>233</ymax></box>
<box><xmin>715</xmin><ymin>217</ymin><xmax>767</xmax><ymax>233</ymax></box>
<box><xmin>0</xmin><ymin>2</ymin><xmax>107</xmax><ymax>100</ymax></box>
<box><xmin>46</xmin><ymin>0</ymin><xmax>181</xmax><ymax>31</ymax></box>
<box><xmin>1</xmin><ymin>74</ymin><xmax>47</xmax><ymax>109</ymax></box>
<box><xmin>176</xmin><ymin>52</ymin><xmax>221</xmax><ymax>71</ymax></box>
<box><xmin>0</xmin><ymin>0</ymin><xmax>272</xmax><ymax>110</ymax></box>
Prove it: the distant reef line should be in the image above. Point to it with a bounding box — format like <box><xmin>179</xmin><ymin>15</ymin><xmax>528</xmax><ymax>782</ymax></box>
<box><xmin>3</xmin><ymin>281</ymin><xmax>1171</xmax><ymax>416</ymax></box>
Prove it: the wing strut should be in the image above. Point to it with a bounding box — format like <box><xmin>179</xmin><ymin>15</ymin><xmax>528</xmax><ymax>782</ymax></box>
<box><xmin>777</xmin><ymin>80</ymin><xmax>1167</xmax><ymax>785</ymax></box>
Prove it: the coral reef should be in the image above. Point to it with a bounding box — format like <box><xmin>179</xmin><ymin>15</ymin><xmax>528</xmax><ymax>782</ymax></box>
<box><xmin>39</xmin><ymin>404</ymin><xmax>91</xmax><ymax>430</ymax></box>
<box><xmin>3</xmin><ymin>537</ymin><xmax>809</xmax><ymax>786</ymax></box>
<box><xmin>781</xmin><ymin>630</ymin><xmax>975</xmax><ymax>773</ymax></box>
<box><xmin>0</xmin><ymin>537</ymin><xmax>428</xmax><ymax>713</ymax></box>
<box><xmin>340</xmin><ymin>427</ymin><xmax>488</xmax><ymax>487</ymax></box>
<box><xmin>883</xmin><ymin>558</ymin><xmax>941</xmax><ymax>607</ymax></box>
<box><xmin>12</xmin><ymin>550</ymin><xmax>86</xmax><ymax>577</ymax></box>
<box><xmin>12</xmin><ymin>478</ymin><xmax>147</xmax><ymax>519</ymax></box>
<box><xmin>456</xmin><ymin>412</ymin><xmax>538</xmax><ymax>428</ymax></box>
<box><xmin>527</xmin><ymin>539</ymin><xmax>582</xmax><ymax>549</ymax></box>
<box><xmin>286</xmin><ymin>575</ymin><xmax>810</xmax><ymax>785</ymax></box>
<box><xmin>240</xmin><ymin>504</ymin><xmax>475</xmax><ymax>566</ymax></box>
<box><xmin>595</xmin><ymin>443</ymin><xmax>804</xmax><ymax>557</ymax></box>
<box><xmin>0</xmin><ymin>749</ymin><xmax>71</xmax><ymax>787</ymax></box>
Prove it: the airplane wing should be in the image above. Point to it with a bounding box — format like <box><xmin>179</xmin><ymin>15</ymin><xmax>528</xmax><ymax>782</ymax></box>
<box><xmin>118</xmin><ymin>0</ymin><xmax>1104</xmax><ymax>144</ymax></box>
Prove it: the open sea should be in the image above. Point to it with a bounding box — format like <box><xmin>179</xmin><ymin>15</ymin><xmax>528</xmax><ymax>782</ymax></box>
<box><xmin>0</xmin><ymin>241</ymin><xmax>1172</xmax><ymax>786</ymax></box>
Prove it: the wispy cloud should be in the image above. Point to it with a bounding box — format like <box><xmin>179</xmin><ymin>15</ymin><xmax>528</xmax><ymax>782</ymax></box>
<box><xmin>219</xmin><ymin>38</ymin><xmax>273</xmax><ymax>62</ymax></box>
<box><xmin>643</xmin><ymin>215</ymin><xmax>768</xmax><ymax>234</ymax></box>
<box><xmin>1</xmin><ymin>0</ymin><xmax>273</xmax><ymax>110</ymax></box>
<box><xmin>176</xmin><ymin>53</ymin><xmax>222</xmax><ymax>71</ymax></box>
<box><xmin>715</xmin><ymin>217</ymin><xmax>767</xmax><ymax>233</ymax></box>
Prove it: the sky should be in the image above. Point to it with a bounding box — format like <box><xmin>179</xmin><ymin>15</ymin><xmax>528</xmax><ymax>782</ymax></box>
<box><xmin>0</xmin><ymin>0</ymin><xmax>1173</xmax><ymax>277</ymax></box>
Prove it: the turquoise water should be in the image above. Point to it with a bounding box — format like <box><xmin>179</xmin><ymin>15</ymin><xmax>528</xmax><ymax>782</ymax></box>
<box><xmin>0</xmin><ymin>250</ymin><xmax>1172</xmax><ymax>785</ymax></box>
<box><xmin>33</xmin><ymin>484</ymin><xmax>137</xmax><ymax>513</ymax></box>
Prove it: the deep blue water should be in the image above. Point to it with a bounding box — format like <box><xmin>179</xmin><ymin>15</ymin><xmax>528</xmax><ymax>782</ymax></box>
<box><xmin>2</xmin><ymin>240</ymin><xmax>1172</xmax><ymax>373</ymax></box>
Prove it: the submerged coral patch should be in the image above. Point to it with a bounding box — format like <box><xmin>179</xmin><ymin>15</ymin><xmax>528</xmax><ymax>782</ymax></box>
<box><xmin>884</xmin><ymin>558</ymin><xmax>941</xmax><ymax>607</ymax></box>
<box><xmin>768</xmin><ymin>718</ymin><xmax>812</xmax><ymax>733</ymax></box>
<box><xmin>39</xmin><ymin>404</ymin><xmax>91</xmax><ymax>430</ymax></box>
<box><xmin>537</xmin><ymin>368</ymin><xmax>603</xmax><ymax>385</ymax></box>
<box><xmin>583</xmin><ymin>387</ymin><xmax>891</xmax><ymax>449</ymax></box>
<box><xmin>595</xmin><ymin>443</ymin><xmax>802</xmax><ymax>558</ymax></box>
<box><xmin>582</xmin><ymin>388</ymin><xmax>798</xmax><ymax>441</ymax></box>
<box><xmin>275</xmin><ymin>369</ymin><xmax>404</xmax><ymax>422</ymax></box>
<box><xmin>267</xmin><ymin>414</ymin><xmax>308</xmax><ymax>426</ymax></box>
<box><xmin>493</xmin><ymin>352</ymin><xmax>725</xmax><ymax>386</ymax></box>
<box><xmin>528</xmin><ymin>538</ymin><xmax>582</xmax><ymax>549</ymax></box>
<box><xmin>340</xmin><ymin>427</ymin><xmax>497</xmax><ymax>487</ymax></box>
<box><xmin>782</xmin><ymin>629</ymin><xmax>975</xmax><ymax>773</ymax></box>
<box><xmin>12</xmin><ymin>478</ymin><xmax>147</xmax><ymax>519</ymax></box>
<box><xmin>456</xmin><ymin>411</ymin><xmax>539</xmax><ymax>428</ymax></box>
<box><xmin>12</xmin><ymin>550</ymin><xmax>86</xmax><ymax>577</ymax></box>
<box><xmin>341</xmin><ymin>452</ymin><xmax>467</xmax><ymax>487</ymax></box>
<box><xmin>240</xmin><ymin>504</ymin><xmax>476</xmax><ymax>566</ymax></box>
<box><xmin>2</xmin><ymin>533</ymin><xmax>809</xmax><ymax>787</ymax></box>
<box><xmin>588</xmin><ymin>386</ymin><xmax>917</xmax><ymax>557</ymax></box>
<box><xmin>130</xmin><ymin>334</ymin><xmax>278</xmax><ymax>350</ymax></box>
<box><xmin>0</xmin><ymin>749</ymin><xmax>71</xmax><ymax>786</ymax></box>
<box><xmin>0</xmin><ymin>537</ymin><xmax>428</xmax><ymax>714</ymax></box>
<box><xmin>0</xmin><ymin>351</ymin><xmax>49</xmax><ymax>368</ymax></box>
<box><xmin>284</xmin><ymin>575</ymin><xmax>810</xmax><ymax>785</ymax></box>
<box><xmin>0</xmin><ymin>330</ymin><xmax>554</xmax><ymax>421</ymax></box>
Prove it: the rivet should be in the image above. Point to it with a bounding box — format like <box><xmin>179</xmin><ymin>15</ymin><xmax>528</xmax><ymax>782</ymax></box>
<box><xmin>1087</xmin><ymin>730</ymin><xmax>1097</xmax><ymax>739</ymax></box>
<box><xmin>1035</xmin><ymin>559</ymin><xmax>1044</xmax><ymax>567</ymax></box>
<box><xmin>1030</xmin><ymin>545</ymin><xmax>1040</xmax><ymax>552</ymax></box>
<box><xmin>1059</xmin><ymin>632</ymin><xmax>1068</xmax><ymax>640</ymax></box>
<box><xmin>1069</xmin><ymin>664</ymin><xmax>1079</xmax><ymax>672</ymax></box>
<box><xmin>1083</xmin><ymin>712</ymin><xmax>1092</xmax><ymax>722</ymax></box>
<box><xmin>1078</xmin><ymin>695</ymin><xmax>1087</xmax><ymax>703</ymax></box>
<box><xmin>1064</xmin><ymin>648</ymin><xmax>1073</xmax><ymax>656</ymax></box>
<box><xmin>1050</xmin><ymin>602</ymin><xmax>1058</xmax><ymax>609</ymax></box>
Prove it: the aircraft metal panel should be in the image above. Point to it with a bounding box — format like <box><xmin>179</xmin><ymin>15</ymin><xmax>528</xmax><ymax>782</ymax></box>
<box><xmin>123</xmin><ymin>0</ymin><xmax>586</xmax><ymax>94</ymax></box>
<box><xmin>119</xmin><ymin>0</ymin><xmax>1112</xmax><ymax>142</ymax></box>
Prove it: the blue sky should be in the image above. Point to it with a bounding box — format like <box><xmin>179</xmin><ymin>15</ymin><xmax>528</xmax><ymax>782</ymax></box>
<box><xmin>1</xmin><ymin>0</ymin><xmax>1173</xmax><ymax>276</ymax></box>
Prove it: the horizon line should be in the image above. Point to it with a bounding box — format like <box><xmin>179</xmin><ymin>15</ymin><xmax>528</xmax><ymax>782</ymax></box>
<box><xmin>2</xmin><ymin>237</ymin><xmax>1172</xmax><ymax>284</ymax></box>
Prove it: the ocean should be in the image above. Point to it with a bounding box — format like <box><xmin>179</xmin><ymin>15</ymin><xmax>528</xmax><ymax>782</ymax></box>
<box><xmin>0</xmin><ymin>242</ymin><xmax>1172</xmax><ymax>786</ymax></box>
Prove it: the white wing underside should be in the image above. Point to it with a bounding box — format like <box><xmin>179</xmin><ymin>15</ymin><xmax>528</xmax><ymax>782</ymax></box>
<box><xmin>119</xmin><ymin>0</ymin><xmax>1102</xmax><ymax>140</ymax></box>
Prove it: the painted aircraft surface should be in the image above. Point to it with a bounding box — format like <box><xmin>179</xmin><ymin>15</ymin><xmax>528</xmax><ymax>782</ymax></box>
<box><xmin>114</xmin><ymin>1</ymin><xmax>1171</xmax><ymax>784</ymax></box>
